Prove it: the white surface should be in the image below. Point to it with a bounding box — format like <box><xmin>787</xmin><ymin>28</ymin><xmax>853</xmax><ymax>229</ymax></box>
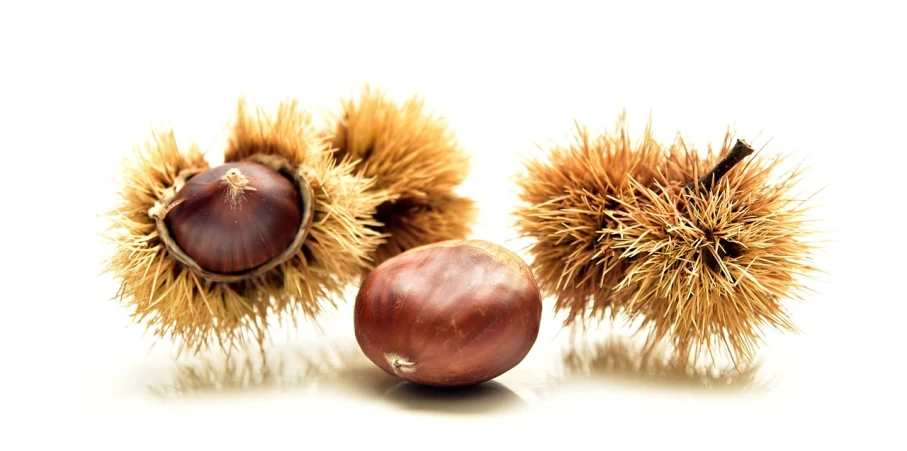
<box><xmin>1</xmin><ymin>1</ymin><xmax>904</xmax><ymax>449</ymax></box>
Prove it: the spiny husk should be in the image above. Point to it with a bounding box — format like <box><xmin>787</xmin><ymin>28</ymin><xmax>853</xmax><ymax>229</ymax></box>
<box><xmin>514</xmin><ymin>114</ymin><xmax>667</xmax><ymax>326</ymax></box>
<box><xmin>327</xmin><ymin>86</ymin><xmax>477</xmax><ymax>267</ymax></box>
<box><xmin>605</xmin><ymin>133</ymin><xmax>820</xmax><ymax>366</ymax></box>
<box><xmin>104</xmin><ymin>100</ymin><xmax>385</xmax><ymax>355</ymax></box>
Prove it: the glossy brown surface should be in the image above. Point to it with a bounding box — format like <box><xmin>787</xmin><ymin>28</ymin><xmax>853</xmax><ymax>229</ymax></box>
<box><xmin>354</xmin><ymin>239</ymin><xmax>543</xmax><ymax>387</ymax></box>
<box><xmin>163</xmin><ymin>161</ymin><xmax>302</xmax><ymax>275</ymax></box>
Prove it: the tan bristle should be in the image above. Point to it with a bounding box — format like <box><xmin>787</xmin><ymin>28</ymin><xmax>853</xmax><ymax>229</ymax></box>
<box><xmin>325</xmin><ymin>86</ymin><xmax>477</xmax><ymax>268</ymax></box>
<box><xmin>103</xmin><ymin>100</ymin><xmax>385</xmax><ymax>355</ymax></box>
<box><xmin>513</xmin><ymin>113</ymin><xmax>668</xmax><ymax>325</ymax></box>
<box><xmin>605</xmin><ymin>134</ymin><xmax>821</xmax><ymax>366</ymax></box>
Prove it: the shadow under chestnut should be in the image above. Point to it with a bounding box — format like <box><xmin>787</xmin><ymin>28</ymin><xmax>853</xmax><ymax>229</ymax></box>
<box><xmin>144</xmin><ymin>341</ymin><xmax>531</xmax><ymax>414</ymax></box>
<box><xmin>380</xmin><ymin>381</ymin><xmax>527</xmax><ymax>414</ymax></box>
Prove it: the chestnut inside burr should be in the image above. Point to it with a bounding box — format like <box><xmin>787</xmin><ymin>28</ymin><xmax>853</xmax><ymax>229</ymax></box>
<box><xmin>152</xmin><ymin>158</ymin><xmax>316</xmax><ymax>282</ymax></box>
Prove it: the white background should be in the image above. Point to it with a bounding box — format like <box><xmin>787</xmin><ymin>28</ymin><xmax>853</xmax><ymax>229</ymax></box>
<box><xmin>1</xmin><ymin>0</ymin><xmax>904</xmax><ymax>449</ymax></box>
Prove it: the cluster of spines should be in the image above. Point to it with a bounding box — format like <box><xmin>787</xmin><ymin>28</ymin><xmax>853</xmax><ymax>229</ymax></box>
<box><xmin>516</xmin><ymin>117</ymin><xmax>819</xmax><ymax>366</ymax></box>
<box><xmin>326</xmin><ymin>86</ymin><xmax>477</xmax><ymax>268</ymax></box>
<box><xmin>104</xmin><ymin>89</ymin><xmax>476</xmax><ymax>355</ymax></box>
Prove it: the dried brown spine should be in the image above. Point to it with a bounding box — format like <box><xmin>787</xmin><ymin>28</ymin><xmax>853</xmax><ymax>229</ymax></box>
<box><xmin>326</xmin><ymin>86</ymin><xmax>477</xmax><ymax>269</ymax></box>
<box><xmin>104</xmin><ymin>99</ymin><xmax>385</xmax><ymax>355</ymax></box>
<box><xmin>513</xmin><ymin>114</ymin><xmax>668</xmax><ymax>326</ymax></box>
<box><xmin>606</xmin><ymin>132</ymin><xmax>820</xmax><ymax>365</ymax></box>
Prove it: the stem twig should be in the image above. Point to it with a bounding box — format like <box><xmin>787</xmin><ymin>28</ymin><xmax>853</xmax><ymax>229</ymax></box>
<box><xmin>684</xmin><ymin>139</ymin><xmax>755</xmax><ymax>193</ymax></box>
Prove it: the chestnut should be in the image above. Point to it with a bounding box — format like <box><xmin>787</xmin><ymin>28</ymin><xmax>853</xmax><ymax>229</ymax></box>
<box><xmin>151</xmin><ymin>158</ymin><xmax>314</xmax><ymax>282</ymax></box>
<box><xmin>105</xmin><ymin>101</ymin><xmax>394</xmax><ymax>355</ymax></box>
<box><xmin>354</xmin><ymin>239</ymin><xmax>543</xmax><ymax>387</ymax></box>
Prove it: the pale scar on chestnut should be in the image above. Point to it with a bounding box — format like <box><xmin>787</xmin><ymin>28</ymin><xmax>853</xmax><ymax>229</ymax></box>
<box><xmin>385</xmin><ymin>354</ymin><xmax>417</xmax><ymax>374</ymax></box>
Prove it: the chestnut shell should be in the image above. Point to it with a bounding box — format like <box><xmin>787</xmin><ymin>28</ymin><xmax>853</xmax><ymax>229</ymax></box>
<box><xmin>354</xmin><ymin>239</ymin><xmax>543</xmax><ymax>387</ymax></box>
<box><xmin>162</xmin><ymin>161</ymin><xmax>302</xmax><ymax>276</ymax></box>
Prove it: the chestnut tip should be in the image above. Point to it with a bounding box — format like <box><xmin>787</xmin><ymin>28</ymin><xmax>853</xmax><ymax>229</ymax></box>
<box><xmin>149</xmin><ymin>155</ymin><xmax>316</xmax><ymax>282</ymax></box>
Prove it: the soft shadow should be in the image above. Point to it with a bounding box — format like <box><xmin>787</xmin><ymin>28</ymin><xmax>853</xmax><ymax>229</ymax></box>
<box><xmin>380</xmin><ymin>380</ymin><xmax>528</xmax><ymax>415</ymax></box>
<box><xmin>327</xmin><ymin>360</ymin><xmax>530</xmax><ymax>414</ymax></box>
<box><xmin>147</xmin><ymin>342</ymin><xmax>365</xmax><ymax>399</ymax></box>
<box><xmin>561</xmin><ymin>335</ymin><xmax>773</xmax><ymax>393</ymax></box>
<box><xmin>145</xmin><ymin>341</ymin><xmax>529</xmax><ymax>414</ymax></box>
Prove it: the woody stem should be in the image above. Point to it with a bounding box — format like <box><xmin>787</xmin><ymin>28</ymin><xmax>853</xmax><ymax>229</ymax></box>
<box><xmin>683</xmin><ymin>139</ymin><xmax>755</xmax><ymax>192</ymax></box>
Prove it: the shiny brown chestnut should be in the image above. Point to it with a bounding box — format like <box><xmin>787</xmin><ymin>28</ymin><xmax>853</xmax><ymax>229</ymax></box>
<box><xmin>152</xmin><ymin>159</ymin><xmax>314</xmax><ymax>281</ymax></box>
<box><xmin>354</xmin><ymin>239</ymin><xmax>543</xmax><ymax>387</ymax></box>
